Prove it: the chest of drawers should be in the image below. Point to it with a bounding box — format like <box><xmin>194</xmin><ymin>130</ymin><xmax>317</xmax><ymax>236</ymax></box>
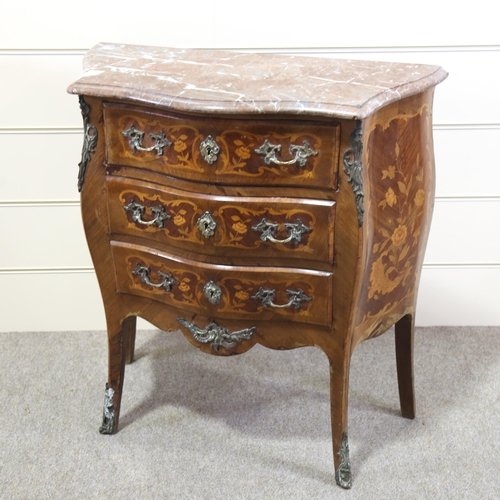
<box><xmin>68</xmin><ymin>43</ymin><xmax>447</xmax><ymax>489</ymax></box>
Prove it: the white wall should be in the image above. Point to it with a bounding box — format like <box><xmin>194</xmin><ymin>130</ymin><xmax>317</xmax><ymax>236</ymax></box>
<box><xmin>1</xmin><ymin>1</ymin><xmax>499</xmax><ymax>331</ymax></box>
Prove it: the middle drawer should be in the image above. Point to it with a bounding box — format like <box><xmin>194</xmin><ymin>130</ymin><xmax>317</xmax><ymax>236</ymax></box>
<box><xmin>107</xmin><ymin>176</ymin><xmax>335</xmax><ymax>265</ymax></box>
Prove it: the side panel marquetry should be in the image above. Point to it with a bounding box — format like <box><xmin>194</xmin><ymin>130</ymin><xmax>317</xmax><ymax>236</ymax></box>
<box><xmin>111</xmin><ymin>241</ymin><xmax>333</xmax><ymax>327</ymax></box>
<box><xmin>107</xmin><ymin>176</ymin><xmax>335</xmax><ymax>265</ymax></box>
<box><xmin>355</xmin><ymin>93</ymin><xmax>435</xmax><ymax>339</ymax></box>
<box><xmin>103</xmin><ymin>103</ymin><xmax>340</xmax><ymax>189</ymax></box>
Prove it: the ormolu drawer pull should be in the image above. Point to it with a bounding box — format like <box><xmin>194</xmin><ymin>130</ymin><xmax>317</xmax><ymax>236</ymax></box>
<box><xmin>251</xmin><ymin>287</ymin><xmax>312</xmax><ymax>309</ymax></box>
<box><xmin>255</xmin><ymin>139</ymin><xmax>317</xmax><ymax>167</ymax></box>
<box><xmin>122</xmin><ymin>125</ymin><xmax>172</xmax><ymax>155</ymax></box>
<box><xmin>177</xmin><ymin>318</ymin><xmax>255</xmax><ymax>351</ymax></box>
<box><xmin>132</xmin><ymin>264</ymin><xmax>178</xmax><ymax>291</ymax></box>
<box><xmin>252</xmin><ymin>218</ymin><xmax>312</xmax><ymax>244</ymax></box>
<box><xmin>124</xmin><ymin>200</ymin><xmax>171</xmax><ymax>228</ymax></box>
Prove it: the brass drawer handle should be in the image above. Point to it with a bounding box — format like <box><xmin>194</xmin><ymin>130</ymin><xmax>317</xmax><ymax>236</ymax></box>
<box><xmin>255</xmin><ymin>139</ymin><xmax>317</xmax><ymax>167</ymax></box>
<box><xmin>252</xmin><ymin>218</ymin><xmax>312</xmax><ymax>244</ymax></box>
<box><xmin>177</xmin><ymin>318</ymin><xmax>255</xmax><ymax>351</ymax></box>
<box><xmin>124</xmin><ymin>200</ymin><xmax>171</xmax><ymax>228</ymax></box>
<box><xmin>122</xmin><ymin>125</ymin><xmax>172</xmax><ymax>155</ymax></box>
<box><xmin>132</xmin><ymin>264</ymin><xmax>178</xmax><ymax>291</ymax></box>
<box><xmin>251</xmin><ymin>287</ymin><xmax>312</xmax><ymax>309</ymax></box>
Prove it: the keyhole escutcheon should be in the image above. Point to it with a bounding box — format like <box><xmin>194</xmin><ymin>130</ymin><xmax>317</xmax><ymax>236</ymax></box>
<box><xmin>203</xmin><ymin>281</ymin><xmax>222</xmax><ymax>305</ymax></box>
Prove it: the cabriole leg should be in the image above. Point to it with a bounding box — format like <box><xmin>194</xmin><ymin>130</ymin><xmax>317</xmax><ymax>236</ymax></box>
<box><xmin>99</xmin><ymin>316</ymin><xmax>135</xmax><ymax>434</ymax></box>
<box><xmin>329</xmin><ymin>355</ymin><xmax>352</xmax><ymax>489</ymax></box>
<box><xmin>124</xmin><ymin>316</ymin><xmax>137</xmax><ymax>365</ymax></box>
<box><xmin>395</xmin><ymin>314</ymin><xmax>416</xmax><ymax>419</ymax></box>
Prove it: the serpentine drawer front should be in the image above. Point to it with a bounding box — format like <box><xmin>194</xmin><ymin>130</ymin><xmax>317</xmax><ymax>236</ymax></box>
<box><xmin>104</xmin><ymin>102</ymin><xmax>341</xmax><ymax>189</ymax></box>
<box><xmin>111</xmin><ymin>241</ymin><xmax>332</xmax><ymax>327</ymax></box>
<box><xmin>107</xmin><ymin>176</ymin><xmax>335</xmax><ymax>266</ymax></box>
<box><xmin>68</xmin><ymin>43</ymin><xmax>447</xmax><ymax>490</ymax></box>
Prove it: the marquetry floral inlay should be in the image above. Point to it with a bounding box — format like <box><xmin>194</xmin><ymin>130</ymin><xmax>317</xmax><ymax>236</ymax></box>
<box><xmin>231</xmin><ymin>220</ymin><xmax>248</xmax><ymax>235</ymax></box>
<box><xmin>116</xmin><ymin>112</ymin><xmax>323</xmax><ymax>179</ymax></box>
<box><xmin>178</xmin><ymin>278</ymin><xmax>191</xmax><ymax>293</ymax></box>
<box><xmin>234</xmin><ymin>143</ymin><xmax>251</xmax><ymax>160</ymax></box>
<box><xmin>216</xmin><ymin>130</ymin><xmax>321</xmax><ymax>178</ymax></box>
<box><xmin>216</xmin><ymin>205</ymin><xmax>315</xmax><ymax>251</ymax></box>
<box><xmin>119</xmin><ymin>190</ymin><xmax>203</xmax><ymax>244</ymax></box>
<box><xmin>126</xmin><ymin>256</ymin><xmax>313</xmax><ymax>319</ymax></box>
<box><xmin>173</xmin><ymin>136</ymin><xmax>188</xmax><ymax>153</ymax></box>
<box><xmin>173</xmin><ymin>213</ymin><xmax>187</xmax><ymax>226</ymax></box>
<box><xmin>356</xmin><ymin>104</ymin><xmax>434</xmax><ymax>334</ymax></box>
<box><xmin>118</xmin><ymin>189</ymin><xmax>316</xmax><ymax>253</ymax></box>
<box><xmin>367</xmin><ymin>142</ymin><xmax>426</xmax><ymax>300</ymax></box>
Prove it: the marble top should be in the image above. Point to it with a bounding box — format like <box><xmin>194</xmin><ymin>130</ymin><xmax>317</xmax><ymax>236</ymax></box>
<box><xmin>68</xmin><ymin>43</ymin><xmax>448</xmax><ymax>119</ymax></box>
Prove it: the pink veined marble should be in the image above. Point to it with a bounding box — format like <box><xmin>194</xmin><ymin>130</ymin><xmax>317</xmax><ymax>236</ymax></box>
<box><xmin>68</xmin><ymin>43</ymin><xmax>448</xmax><ymax>119</ymax></box>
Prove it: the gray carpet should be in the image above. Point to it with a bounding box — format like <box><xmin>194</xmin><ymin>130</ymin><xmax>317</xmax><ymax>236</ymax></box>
<box><xmin>1</xmin><ymin>326</ymin><xmax>499</xmax><ymax>499</ymax></box>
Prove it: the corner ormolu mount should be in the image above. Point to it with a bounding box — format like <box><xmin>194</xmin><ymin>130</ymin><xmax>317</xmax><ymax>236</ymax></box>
<box><xmin>77</xmin><ymin>96</ymin><xmax>98</xmax><ymax>192</ymax></box>
<box><xmin>343</xmin><ymin>121</ymin><xmax>364</xmax><ymax>226</ymax></box>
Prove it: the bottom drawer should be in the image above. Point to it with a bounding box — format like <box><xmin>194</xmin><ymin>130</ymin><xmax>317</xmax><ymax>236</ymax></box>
<box><xmin>111</xmin><ymin>241</ymin><xmax>333</xmax><ymax>327</ymax></box>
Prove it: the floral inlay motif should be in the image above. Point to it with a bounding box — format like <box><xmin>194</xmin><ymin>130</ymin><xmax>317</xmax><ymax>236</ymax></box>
<box><xmin>178</xmin><ymin>278</ymin><xmax>191</xmax><ymax>293</ymax></box>
<box><xmin>173</xmin><ymin>213</ymin><xmax>187</xmax><ymax>226</ymax></box>
<box><xmin>124</xmin><ymin>254</ymin><xmax>316</xmax><ymax>321</ymax></box>
<box><xmin>117</xmin><ymin>190</ymin><xmax>317</xmax><ymax>255</ymax></box>
<box><xmin>234</xmin><ymin>142</ymin><xmax>251</xmax><ymax>160</ymax></box>
<box><xmin>234</xmin><ymin>288</ymin><xmax>250</xmax><ymax>302</ymax></box>
<box><xmin>173</xmin><ymin>136</ymin><xmax>188</xmax><ymax>153</ymax></box>
<box><xmin>216</xmin><ymin>130</ymin><xmax>321</xmax><ymax>178</ymax></box>
<box><xmin>231</xmin><ymin>220</ymin><xmax>248</xmax><ymax>235</ymax></box>
<box><xmin>356</xmin><ymin>104</ymin><xmax>434</xmax><ymax>334</ymax></box>
<box><xmin>109</xmin><ymin>106</ymin><xmax>340</xmax><ymax>189</ymax></box>
<box><xmin>216</xmin><ymin>205</ymin><xmax>315</xmax><ymax>252</ymax></box>
<box><xmin>367</xmin><ymin>142</ymin><xmax>426</xmax><ymax>300</ymax></box>
<box><xmin>118</xmin><ymin>190</ymin><xmax>202</xmax><ymax>243</ymax></box>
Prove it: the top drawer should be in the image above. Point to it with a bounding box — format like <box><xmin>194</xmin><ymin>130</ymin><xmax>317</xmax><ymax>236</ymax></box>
<box><xmin>104</xmin><ymin>103</ymin><xmax>340</xmax><ymax>190</ymax></box>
